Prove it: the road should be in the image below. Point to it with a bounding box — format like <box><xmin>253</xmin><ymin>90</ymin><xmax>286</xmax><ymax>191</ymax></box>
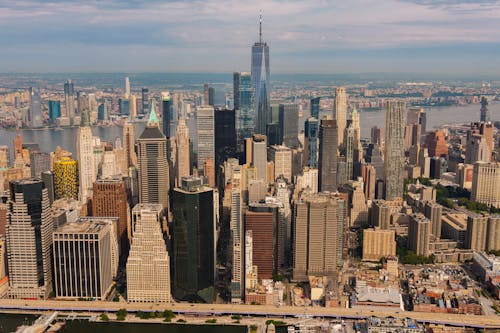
<box><xmin>0</xmin><ymin>299</ymin><xmax>499</xmax><ymax>329</ymax></box>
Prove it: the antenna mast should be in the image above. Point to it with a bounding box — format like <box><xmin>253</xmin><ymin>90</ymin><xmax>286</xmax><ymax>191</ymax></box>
<box><xmin>259</xmin><ymin>10</ymin><xmax>262</xmax><ymax>43</ymax></box>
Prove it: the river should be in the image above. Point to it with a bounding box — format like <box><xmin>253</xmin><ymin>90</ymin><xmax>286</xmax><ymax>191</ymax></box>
<box><xmin>0</xmin><ymin>103</ymin><xmax>498</xmax><ymax>160</ymax></box>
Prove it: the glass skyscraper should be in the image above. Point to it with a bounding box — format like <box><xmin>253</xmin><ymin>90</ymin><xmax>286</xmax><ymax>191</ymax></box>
<box><xmin>48</xmin><ymin>100</ymin><xmax>61</xmax><ymax>124</ymax></box>
<box><xmin>251</xmin><ymin>17</ymin><xmax>270</xmax><ymax>135</ymax></box>
<box><xmin>233</xmin><ymin>72</ymin><xmax>254</xmax><ymax>151</ymax></box>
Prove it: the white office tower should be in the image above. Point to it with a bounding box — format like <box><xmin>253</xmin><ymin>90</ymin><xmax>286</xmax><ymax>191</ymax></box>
<box><xmin>77</xmin><ymin>125</ymin><xmax>96</xmax><ymax>203</ymax></box>
<box><xmin>276</xmin><ymin>178</ymin><xmax>292</xmax><ymax>265</ymax></box>
<box><xmin>295</xmin><ymin>167</ymin><xmax>319</xmax><ymax>193</ymax></box>
<box><xmin>230</xmin><ymin>188</ymin><xmax>243</xmax><ymax>303</ymax></box>
<box><xmin>176</xmin><ymin>117</ymin><xmax>191</xmax><ymax>185</ymax></box>
<box><xmin>53</xmin><ymin>218</ymin><xmax>118</xmax><ymax>300</ymax></box>
<box><xmin>334</xmin><ymin>87</ymin><xmax>347</xmax><ymax>147</ymax></box>
<box><xmin>129</xmin><ymin>94</ymin><xmax>137</xmax><ymax>119</ymax></box>
<box><xmin>126</xmin><ymin>206</ymin><xmax>171</xmax><ymax>302</ymax></box>
<box><xmin>7</xmin><ymin>179</ymin><xmax>53</xmax><ymax>299</ymax></box>
<box><xmin>101</xmin><ymin>150</ymin><xmax>119</xmax><ymax>178</ymax></box>
<box><xmin>125</xmin><ymin>77</ymin><xmax>131</xmax><ymax>97</ymax></box>
<box><xmin>196</xmin><ymin>105</ymin><xmax>215</xmax><ymax>175</ymax></box>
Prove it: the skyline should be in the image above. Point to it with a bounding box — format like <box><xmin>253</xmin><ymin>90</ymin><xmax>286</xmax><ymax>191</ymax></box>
<box><xmin>0</xmin><ymin>0</ymin><xmax>499</xmax><ymax>75</ymax></box>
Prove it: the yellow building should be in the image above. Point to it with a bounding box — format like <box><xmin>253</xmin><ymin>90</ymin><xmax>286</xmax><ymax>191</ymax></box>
<box><xmin>362</xmin><ymin>228</ymin><xmax>396</xmax><ymax>261</ymax></box>
<box><xmin>53</xmin><ymin>157</ymin><xmax>78</xmax><ymax>200</ymax></box>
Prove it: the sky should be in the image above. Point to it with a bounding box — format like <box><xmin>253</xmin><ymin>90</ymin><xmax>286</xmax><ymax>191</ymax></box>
<box><xmin>0</xmin><ymin>0</ymin><xmax>500</xmax><ymax>75</ymax></box>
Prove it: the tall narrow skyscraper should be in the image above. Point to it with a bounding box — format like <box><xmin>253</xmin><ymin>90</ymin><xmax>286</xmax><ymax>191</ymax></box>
<box><xmin>196</xmin><ymin>105</ymin><xmax>215</xmax><ymax>179</ymax></box>
<box><xmin>141</xmin><ymin>88</ymin><xmax>149</xmax><ymax>115</ymax></box>
<box><xmin>28</xmin><ymin>87</ymin><xmax>43</xmax><ymax>128</ymax></box>
<box><xmin>384</xmin><ymin>101</ymin><xmax>405</xmax><ymax>200</ymax></box>
<box><xmin>77</xmin><ymin>112</ymin><xmax>95</xmax><ymax>203</ymax></box>
<box><xmin>123</xmin><ymin>122</ymin><xmax>137</xmax><ymax>169</ymax></box>
<box><xmin>234</xmin><ymin>72</ymin><xmax>254</xmax><ymax>151</ymax></box>
<box><xmin>480</xmin><ymin>96</ymin><xmax>490</xmax><ymax>123</ymax></box>
<box><xmin>251</xmin><ymin>13</ymin><xmax>270</xmax><ymax>135</ymax></box>
<box><xmin>137</xmin><ymin>105</ymin><xmax>169</xmax><ymax>209</ymax></box>
<box><xmin>64</xmin><ymin>79</ymin><xmax>75</xmax><ymax>121</ymax></box>
<box><xmin>318</xmin><ymin>119</ymin><xmax>338</xmax><ymax>192</ymax></box>
<box><xmin>305</xmin><ymin>118</ymin><xmax>319</xmax><ymax>168</ymax></box>
<box><xmin>176</xmin><ymin>117</ymin><xmax>191</xmax><ymax>186</ymax></box>
<box><xmin>124</xmin><ymin>77</ymin><xmax>130</xmax><ymax>97</ymax></box>
<box><xmin>310</xmin><ymin>97</ymin><xmax>320</xmax><ymax>119</ymax></box>
<box><xmin>7</xmin><ymin>179</ymin><xmax>53</xmax><ymax>299</ymax></box>
<box><xmin>334</xmin><ymin>87</ymin><xmax>347</xmax><ymax>147</ymax></box>
<box><xmin>161</xmin><ymin>92</ymin><xmax>172</xmax><ymax>138</ymax></box>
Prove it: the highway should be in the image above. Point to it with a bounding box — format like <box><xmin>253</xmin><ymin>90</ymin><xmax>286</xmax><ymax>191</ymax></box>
<box><xmin>0</xmin><ymin>299</ymin><xmax>500</xmax><ymax>329</ymax></box>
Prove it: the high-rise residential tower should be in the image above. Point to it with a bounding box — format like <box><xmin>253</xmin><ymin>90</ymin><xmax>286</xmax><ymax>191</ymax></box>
<box><xmin>137</xmin><ymin>105</ymin><xmax>169</xmax><ymax>209</ymax></box>
<box><xmin>334</xmin><ymin>87</ymin><xmax>347</xmax><ymax>147</ymax></box>
<box><xmin>384</xmin><ymin>101</ymin><xmax>405</xmax><ymax>200</ymax></box>
<box><xmin>310</xmin><ymin>97</ymin><xmax>320</xmax><ymax>119</ymax></box>
<box><xmin>7</xmin><ymin>179</ymin><xmax>53</xmax><ymax>299</ymax></box>
<box><xmin>53</xmin><ymin>157</ymin><xmax>78</xmax><ymax>200</ymax></box>
<box><xmin>251</xmin><ymin>14</ymin><xmax>270</xmax><ymax>135</ymax></box>
<box><xmin>234</xmin><ymin>72</ymin><xmax>254</xmax><ymax>151</ymax></box>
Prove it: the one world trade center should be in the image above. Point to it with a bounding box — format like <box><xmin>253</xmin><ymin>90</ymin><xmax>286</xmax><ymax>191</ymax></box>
<box><xmin>251</xmin><ymin>14</ymin><xmax>270</xmax><ymax>135</ymax></box>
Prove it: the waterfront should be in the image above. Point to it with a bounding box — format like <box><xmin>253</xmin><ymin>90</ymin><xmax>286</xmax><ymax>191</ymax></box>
<box><xmin>0</xmin><ymin>103</ymin><xmax>498</xmax><ymax>159</ymax></box>
<box><xmin>59</xmin><ymin>321</ymin><xmax>247</xmax><ymax>333</ymax></box>
<box><xmin>0</xmin><ymin>313</ymin><xmax>38</xmax><ymax>333</ymax></box>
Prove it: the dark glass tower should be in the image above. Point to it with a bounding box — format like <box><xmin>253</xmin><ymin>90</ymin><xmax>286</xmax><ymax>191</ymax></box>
<box><xmin>480</xmin><ymin>96</ymin><xmax>490</xmax><ymax>123</ymax></box>
<box><xmin>251</xmin><ymin>14</ymin><xmax>270</xmax><ymax>135</ymax></box>
<box><xmin>234</xmin><ymin>72</ymin><xmax>254</xmax><ymax>152</ymax></box>
<box><xmin>318</xmin><ymin>119</ymin><xmax>338</xmax><ymax>192</ymax></box>
<box><xmin>305</xmin><ymin>117</ymin><xmax>319</xmax><ymax>168</ymax></box>
<box><xmin>172</xmin><ymin>177</ymin><xmax>215</xmax><ymax>302</ymax></box>
<box><xmin>279</xmin><ymin>103</ymin><xmax>299</xmax><ymax>148</ymax></box>
<box><xmin>310</xmin><ymin>97</ymin><xmax>320</xmax><ymax>119</ymax></box>
<box><xmin>214</xmin><ymin>108</ymin><xmax>236</xmax><ymax>174</ymax></box>
<box><xmin>141</xmin><ymin>87</ymin><xmax>149</xmax><ymax>115</ymax></box>
<box><xmin>162</xmin><ymin>93</ymin><xmax>173</xmax><ymax>138</ymax></box>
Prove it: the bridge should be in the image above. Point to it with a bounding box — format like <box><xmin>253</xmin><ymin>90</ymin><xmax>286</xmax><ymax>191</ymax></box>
<box><xmin>1</xmin><ymin>299</ymin><xmax>499</xmax><ymax>329</ymax></box>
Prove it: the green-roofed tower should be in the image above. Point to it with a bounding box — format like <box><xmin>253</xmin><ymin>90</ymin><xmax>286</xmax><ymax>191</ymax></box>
<box><xmin>147</xmin><ymin>102</ymin><xmax>160</xmax><ymax>127</ymax></box>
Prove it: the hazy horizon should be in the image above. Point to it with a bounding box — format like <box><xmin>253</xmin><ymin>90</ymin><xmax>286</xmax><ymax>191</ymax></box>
<box><xmin>1</xmin><ymin>0</ymin><xmax>500</xmax><ymax>75</ymax></box>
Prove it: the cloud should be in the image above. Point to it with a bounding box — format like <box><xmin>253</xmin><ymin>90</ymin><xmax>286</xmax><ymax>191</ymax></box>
<box><xmin>0</xmin><ymin>0</ymin><xmax>499</xmax><ymax>73</ymax></box>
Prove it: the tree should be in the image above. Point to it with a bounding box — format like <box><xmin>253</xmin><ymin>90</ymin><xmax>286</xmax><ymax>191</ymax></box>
<box><xmin>116</xmin><ymin>308</ymin><xmax>127</xmax><ymax>321</ymax></box>
<box><xmin>100</xmin><ymin>313</ymin><xmax>109</xmax><ymax>322</ymax></box>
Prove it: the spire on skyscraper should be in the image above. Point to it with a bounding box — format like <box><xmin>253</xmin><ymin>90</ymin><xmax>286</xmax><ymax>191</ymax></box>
<box><xmin>259</xmin><ymin>10</ymin><xmax>262</xmax><ymax>43</ymax></box>
<box><xmin>147</xmin><ymin>102</ymin><xmax>159</xmax><ymax>126</ymax></box>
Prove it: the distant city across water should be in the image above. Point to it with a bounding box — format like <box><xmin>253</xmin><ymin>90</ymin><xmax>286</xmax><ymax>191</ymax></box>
<box><xmin>0</xmin><ymin>102</ymin><xmax>498</xmax><ymax>161</ymax></box>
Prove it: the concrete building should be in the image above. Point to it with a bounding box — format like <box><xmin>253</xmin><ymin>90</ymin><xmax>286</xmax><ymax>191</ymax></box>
<box><xmin>408</xmin><ymin>213</ymin><xmax>431</xmax><ymax>256</ymax></box>
<box><xmin>278</xmin><ymin>103</ymin><xmax>299</xmax><ymax>148</ymax></box>
<box><xmin>362</xmin><ymin>228</ymin><xmax>396</xmax><ymax>261</ymax></box>
<box><xmin>334</xmin><ymin>87</ymin><xmax>347</xmax><ymax>147</ymax></box>
<box><xmin>53</xmin><ymin>218</ymin><xmax>118</xmax><ymax>300</ymax></box>
<box><xmin>466</xmin><ymin>214</ymin><xmax>488</xmax><ymax>252</ymax></box>
<box><xmin>384</xmin><ymin>101</ymin><xmax>405</xmax><ymax>200</ymax></box>
<box><xmin>456</xmin><ymin>163</ymin><xmax>473</xmax><ymax>190</ymax></box>
<box><xmin>295</xmin><ymin>167</ymin><xmax>318</xmax><ymax>194</ymax></box>
<box><xmin>127</xmin><ymin>206</ymin><xmax>170</xmax><ymax>303</ymax></box>
<box><xmin>425</xmin><ymin>130</ymin><xmax>448</xmax><ymax>157</ymax></box>
<box><xmin>137</xmin><ymin>105</ymin><xmax>169</xmax><ymax>209</ymax></box>
<box><xmin>245</xmin><ymin>201</ymin><xmax>282</xmax><ymax>280</ymax></box>
<box><xmin>424</xmin><ymin>202</ymin><xmax>442</xmax><ymax>239</ymax></box>
<box><xmin>176</xmin><ymin>117</ymin><xmax>190</xmax><ymax>186</ymax></box>
<box><xmin>92</xmin><ymin>177</ymin><xmax>130</xmax><ymax>254</ymax></box>
<box><xmin>268</xmin><ymin>145</ymin><xmax>292</xmax><ymax>182</ymax></box>
<box><xmin>487</xmin><ymin>215</ymin><xmax>500</xmax><ymax>251</ymax></box>
<box><xmin>369</xmin><ymin>200</ymin><xmax>392</xmax><ymax>229</ymax></box>
<box><xmin>6</xmin><ymin>179</ymin><xmax>53</xmax><ymax>299</ymax></box>
<box><xmin>441</xmin><ymin>213</ymin><xmax>468</xmax><ymax>248</ymax></box>
<box><xmin>123</xmin><ymin>122</ymin><xmax>137</xmax><ymax>169</ymax></box>
<box><xmin>293</xmin><ymin>192</ymin><xmax>345</xmax><ymax>281</ymax></box>
<box><xmin>196</xmin><ymin>105</ymin><xmax>215</xmax><ymax>179</ymax></box>
<box><xmin>471</xmin><ymin>162</ymin><xmax>500</xmax><ymax>208</ymax></box>
<box><xmin>251</xmin><ymin>134</ymin><xmax>267</xmax><ymax>181</ymax></box>
<box><xmin>230</xmin><ymin>188</ymin><xmax>244</xmax><ymax>303</ymax></box>
<box><xmin>77</xmin><ymin>123</ymin><xmax>96</xmax><ymax>203</ymax></box>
